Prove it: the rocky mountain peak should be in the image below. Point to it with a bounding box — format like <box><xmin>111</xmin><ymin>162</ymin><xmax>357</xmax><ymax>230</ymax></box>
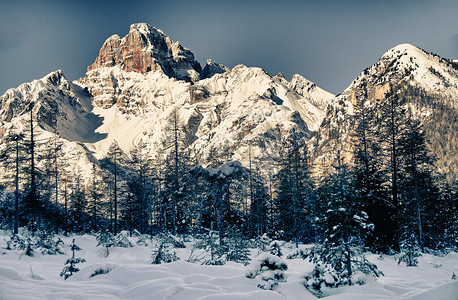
<box><xmin>382</xmin><ymin>43</ymin><xmax>425</xmax><ymax>58</ymax></box>
<box><xmin>86</xmin><ymin>23</ymin><xmax>201</xmax><ymax>82</ymax></box>
<box><xmin>201</xmin><ymin>59</ymin><xmax>229</xmax><ymax>79</ymax></box>
<box><xmin>288</xmin><ymin>74</ymin><xmax>335</xmax><ymax>111</ymax></box>
<box><xmin>342</xmin><ymin>43</ymin><xmax>458</xmax><ymax>104</ymax></box>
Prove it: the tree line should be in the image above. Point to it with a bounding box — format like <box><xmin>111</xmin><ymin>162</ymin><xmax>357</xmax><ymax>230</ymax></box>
<box><xmin>0</xmin><ymin>90</ymin><xmax>457</xmax><ymax>255</ymax></box>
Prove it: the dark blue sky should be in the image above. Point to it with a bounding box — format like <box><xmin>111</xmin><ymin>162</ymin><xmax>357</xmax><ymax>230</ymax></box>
<box><xmin>1</xmin><ymin>0</ymin><xmax>457</xmax><ymax>95</ymax></box>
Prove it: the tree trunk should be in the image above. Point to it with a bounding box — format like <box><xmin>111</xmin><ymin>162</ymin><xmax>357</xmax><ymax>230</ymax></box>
<box><xmin>14</xmin><ymin>138</ymin><xmax>19</xmax><ymax>235</ymax></box>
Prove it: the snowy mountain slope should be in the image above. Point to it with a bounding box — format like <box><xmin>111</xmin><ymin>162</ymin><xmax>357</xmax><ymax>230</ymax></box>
<box><xmin>0</xmin><ymin>22</ymin><xmax>334</xmax><ymax>182</ymax></box>
<box><xmin>200</xmin><ymin>59</ymin><xmax>230</xmax><ymax>79</ymax></box>
<box><xmin>75</xmin><ymin>23</ymin><xmax>333</xmax><ymax>166</ymax></box>
<box><xmin>311</xmin><ymin>43</ymin><xmax>458</xmax><ymax>179</ymax></box>
<box><xmin>78</xmin><ymin>63</ymin><xmax>325</xmax><ymax>165</ymax></box>
<box><xmin>0</xmin><ymin>70</ymin><xmax>105</xmax><ymax>144</ymax></box>
<box><xmin>343</xmin><ymin>43</ymin><xmax>458</xmax><ymax>103</ymax></box>
<box><xmin>287</xmin><ymin>73</ymin><xmax>335</xmax><ymax>111</ymax></box>
<box><xmin>0</xmin><ymin>70</ymin><xmax>107</xmax><ymax>183</ymax></box>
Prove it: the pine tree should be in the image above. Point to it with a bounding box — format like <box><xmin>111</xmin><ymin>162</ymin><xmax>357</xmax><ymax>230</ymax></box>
<box><xmin>103</xmin><ymin>140</ymin><xmax>126</xmax><ymax>234</ymax></box>
<box><xmin>274</xmin><ymin>131</ymin><xmax>314</xmax><ymax>245</ymax></box>
<box><xmin>96</xmin><ymin>231</ymin><xmax>115</xmax><ymax>257</ymax></box>
<box><xmin>377</xmin><ymin>85</ymin><xmax>408</xmax><ymax>250</ymax></box>
<box><xmin>397</xmin><ymin>233</ymin><xmax>421</xmax><ymax>267</ymax></box>
<box><xmin>151</xmin><ymin>243</ymin><xmax>179</xmax><ymax>264</ymax></box>
<box><xmin>440</xmin><ymin>180</ymin><xmax>458</xmax><ymax>250</ymax></box>
<box><xmin>38</xmin><ymin>130</ymin><xmax>65</xmax><ymax>232</ymax></box>
<box><xmin>60</xmin><ymin>238</ymin><xmax>85</xmax><ymax>279</ymax></box>
<box><xmin>351</xmin><ymin>86</ymin><xmax>392</xmax><ymax>252</ymax></box>
<box><xmin>398</xmin><ymin>113</ymin><xmax>438</xmax><ymax>251</ymax></box>
<box><xmin>70</xmin><ymin>163</ymin><xmax>87</xmax><ymax>233</ymax></box>
<box><xmin>160</xmin><ymin>108</ymin><xmax>189</xmax><ymax>233</ymax></box>
<box><xmin>313</xmin><ymin>152</ymin><xmax>375</xmax><ymax>282</ymax></box>
<box><xmin>188</xmin><ymin>162</ymin><xmax>250</xmax><ymax>243</ymax></box>
<box><xmin>87</xmin><ymin>164</ymin><xmax>105</xmax><ymax>232</ymax></box>
<box><xmin>0</xmin><ymin>130</ymin><xmax>26</xmax><ymax>234</ymax></box>
<box><xmin>226</xmin><ymin>227</ymin><xmax>250</xmax><ymax>265</ymax></box>
<box><xmin>248</xmin><ymin>165</ymin><xmax>268</xmax><ymax>238</ymax></box>
<box><xmin>125</xmin><ymin>140</ymin><xmax>155</xmax><ymax>234</ymax></box>
<box><xmin>22</xmin><ymin>103</ymin><xmax>42</xmax><ymax>232</ymax></box>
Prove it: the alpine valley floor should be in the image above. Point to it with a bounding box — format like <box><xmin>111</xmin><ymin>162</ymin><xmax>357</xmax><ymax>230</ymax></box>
<box><xmin>0</xmin><ymin>232</ymin><xmax>457</xmax><ymax>299</ymax></box>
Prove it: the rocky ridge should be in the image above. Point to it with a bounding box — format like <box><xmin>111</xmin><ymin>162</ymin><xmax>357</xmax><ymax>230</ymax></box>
<box><xmin>87</xmin><ymin>23</ymin><xmax>202</xmax><ymax>82</ymax></box>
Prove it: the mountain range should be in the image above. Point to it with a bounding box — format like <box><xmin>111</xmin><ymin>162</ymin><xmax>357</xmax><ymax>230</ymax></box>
<box><xmin>0</xmin><ymin>23</ymin><xmax>456</xmax><ymax>183</ymax></box>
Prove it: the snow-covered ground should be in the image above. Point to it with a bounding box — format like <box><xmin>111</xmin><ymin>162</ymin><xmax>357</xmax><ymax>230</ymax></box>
<box><xmin>0</xmin><ymin>232</ymin><xmax>457</xmax><ymax>299</ymax></box>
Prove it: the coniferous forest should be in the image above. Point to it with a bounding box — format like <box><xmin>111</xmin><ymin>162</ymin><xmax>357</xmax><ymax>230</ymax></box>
<box><xmin>0</xmin><ymin>82</ymin><xmax>457</xmax><ymax>295</ymax></box>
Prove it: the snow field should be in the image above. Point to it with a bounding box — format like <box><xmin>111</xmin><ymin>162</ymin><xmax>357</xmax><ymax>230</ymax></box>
<box><xmin>0</xmin><ymin>233</ymin><xmax>457</xmax><ymax>299</ymax></box>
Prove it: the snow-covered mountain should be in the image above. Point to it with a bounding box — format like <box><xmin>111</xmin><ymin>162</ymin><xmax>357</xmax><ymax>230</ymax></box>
<box><xmin>1</xmin><ymin>24</ymin><xmax>456</xmax><ymax>184</ymax></box>
<box><xmin>312</xmin><ymin>43</ymin><xmax>458</xmax><ymax>180</ymax></box>
<box><xmin>0</xmin><ymin>23</ymin><xmax>333</xmax><ymax>180</ymax></box>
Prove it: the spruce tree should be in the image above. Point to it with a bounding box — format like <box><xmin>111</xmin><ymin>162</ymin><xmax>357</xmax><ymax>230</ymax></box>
<box><xmin>125</xmin><ymin>140</ymin><xmax>155</xmax><ymax>234</ymax></box>
<box><xmin>248</xmin><ymin>164</ymin><xmax>268</xmax><ymax>237</ymax></box>
<box><xmin>103</xmin><ymin>140</ymin><xmax>126</xmax><ymax>234</ymax></box>
<box><xmin>377</xmin><ymin>85</ymin><xmax>408</xmax><ymax>250</ymax></box>
<box><xmin>160</xmin><ymin>108</ymin><xmax>189</xmax><ymax>233</ymax></box>
<box><xmin>398</xmin><ymin>113</ymin><xmax>438</xmax><ymax>251</ymax></box>
<box><xmin>274</xmin><ymin>130</ymin><xmax>314</xmax><ymax>245</ymax></box>
<box><xmin>311</xmin><ymin>152</ymin><xmax>379</xmax><ymax>289</ymax></box>
<box><xmin>22</xmin><ymin>103</ymin><xmax>42</xmax><ymax>232</ymax></box>
<box><xmin>70</xmin><ymin>163</ymin><xmax>87</xmax><ymax>233</ymax></box>
<box><xmin>87</xmin><ymin>164</ymin><xmax>105</xmax><ymax>232</ymax></box>
<box><xmin>0</xmin><ymin>130</ymin><xmax>25</xmax><ymax>234</ymax></box>
<box><xmin>352</xmin><ymin>86</ymin><xmax>392</xmax><ymax>252</ymax></box>
<box><xmin>60</xmin><ymin>238</ymin><xmax>85</xmax><ymax>279</ymax></box>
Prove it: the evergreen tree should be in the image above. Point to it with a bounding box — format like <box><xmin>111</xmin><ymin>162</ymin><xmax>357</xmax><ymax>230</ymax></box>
<box><xmin>60</xmin><ymin>238</ymin><xmax>85</xmax><ymax>279</ymax></box>
<box><xmin>439</xmin><ymin>180</ymin><xmax>458</xmax><ymax>250</ymax></box>
<box><xmin>160</xmin><ymin>108</ymin><xmax>190</xmax><ymax>233</ymax></box>
<box><xmin>226</xmin><ymin>227</ymin><xmax>250</xmax><ymax>265</ymax></box>
<box><xmin>0</xmin><ymin>130</ymin><xmax>25</xmax><ymax>234</ymax></box>
<box><xmin>70</xmin><ymin>163</ymin><xmax>87</xmax><ymax>233</ymax></box>
<box><xmin>398</xmin><ymin>113</ymin><xmax>438</xmax><ymax>251</ymax></box>
<box><xmin>103</xmin><ymin>140</ymin><xmax>126</xmax><ymax>234</ymax></box>
<box><xmin>151</xmin><ymin>243</ymin><xmax>179</xmax><ymax>264</ymax></box>
<box><xmin>38</xmin><ymin>130</ymin><xmax>65</xmax><ymax>232</ymax></box>
<box><xmin>188</xmin><ymin>162</ymin><xmax>250</xmax><ymax>243</ymax></box>
<box><xmin>274</xmin><ymin>131</ymin><xmax>314</xmax><ymax>245</ymax></box>
<box><xmin>377</xmin><ymin>85</ymin><xmax>408</xmax><ymax>250</ymax></box>
<box><xmin>87</xmin><ymin>164</ymin><xmax>105</xmax><ymax>232</ymax></box>
<box><xmin>22</xmin><ymin>103</ymin><xmax>42</xmax><ymax>232</ymax></box>
<box><xmin>351</xmin><ymin>86</ymin><xmax>392</xmax><ymax>252</ymax></box>
<box><xmin>397</xmin><ymin>233</ymin><xmax>421</xmax><ymax>267</ymax></box>
<box><xmin>248</xmin><ymin>165</ymin><xmax>268</xmax><ymax>238</ymax></box>
<box><xmin>310</xmin><ymin>153</ymin><xmax>379</xmax><ymax>290</ymax></box>
<box><xmin>124</xmin><ymin>140</ymin><xmax>155</xmax><ymax>234</ymax></box>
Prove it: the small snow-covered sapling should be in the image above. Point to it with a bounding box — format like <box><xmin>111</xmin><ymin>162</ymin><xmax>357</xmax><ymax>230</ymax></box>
<box><xmin>269</xmin><ymin>240</ymin><xmax>283</xmax><ymax>257</ymax></box>
<box><xmin>60</xmin><ymin>238</ymin><xmax>86</xmax><ymax>280</ymax></box>
<box><xmin>151</xmin><ymin>243</ymin><xmax>179</xmax><ymax>264</ymax></box>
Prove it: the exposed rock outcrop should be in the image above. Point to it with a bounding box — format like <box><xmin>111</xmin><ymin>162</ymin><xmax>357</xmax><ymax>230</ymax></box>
<box><xmin>87</xmin><ymin>23</ymin><xmax>201</xmax><ymax>82</ymax></box>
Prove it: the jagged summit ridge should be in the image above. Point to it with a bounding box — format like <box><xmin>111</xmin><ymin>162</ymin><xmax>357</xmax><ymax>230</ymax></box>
<box><xmin>0</xmin><ymin>70</ymin><xmax>75</xmax><ymax>124</ymax></box>
<box><xmin>201</xmin><ymin>59</ymin><xmax>229</xmax><ymax>79</ymax></box>
<box><xmin>87</xmin><ymin>23</ymin><xmax>201</xmax><ymax>82</ymax></box>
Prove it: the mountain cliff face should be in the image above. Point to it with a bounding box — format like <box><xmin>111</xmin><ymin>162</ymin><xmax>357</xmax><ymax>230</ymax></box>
<box><xmin>87</xmin><ymin>23</ymin><xmax>202</xmax><ymax>82</ymax></box>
